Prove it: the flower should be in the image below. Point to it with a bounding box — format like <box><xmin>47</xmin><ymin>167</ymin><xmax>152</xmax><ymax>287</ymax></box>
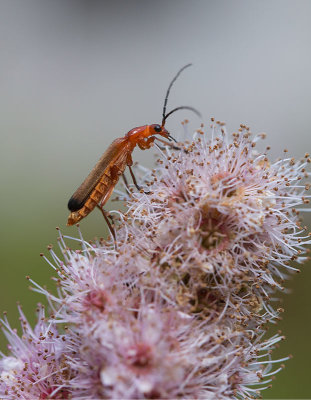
<box><xmin>126</xmin><ymin>122</ymin><xmax>310</xmax><ymax>322</ymax></box>
<box><xmin>0</xmin><ymin>305</ymin><xmax>74</xmax><ymax>399</ymax></box>
<box><xmin>1</xmin><ymin>120</ymin><xmax>309</xmax><ymax>399</ymax></box>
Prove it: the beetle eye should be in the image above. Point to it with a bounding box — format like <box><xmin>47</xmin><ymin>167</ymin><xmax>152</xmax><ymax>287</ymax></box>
<box><xmin>154</xmin><ymin>124</ymin><xmax>161</xmax><ymax>132</ymax></box>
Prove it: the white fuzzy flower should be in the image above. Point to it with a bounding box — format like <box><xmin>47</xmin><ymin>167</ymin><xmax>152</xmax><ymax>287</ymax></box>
<box><xmin>0</xmin><ymin>120</ymin><xmax>309</xmax><ymax>399</ymax></box>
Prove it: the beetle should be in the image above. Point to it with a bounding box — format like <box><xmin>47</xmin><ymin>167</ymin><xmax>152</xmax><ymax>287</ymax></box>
<box><xmin>67</xmin><ymin>64</ymin><xmax>200</xmax><ymax>232</ymax></box>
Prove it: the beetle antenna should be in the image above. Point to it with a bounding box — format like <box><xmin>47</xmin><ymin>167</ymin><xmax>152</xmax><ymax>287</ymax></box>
<box><xmin>163</xmin><ymin>106</ymin><xmax>201</xmax><ymax>123</ymax></box>
<box><xmin>162</xmin><ymin>64</ymin><xmax>192</xmax><ymax>125</ymax></box>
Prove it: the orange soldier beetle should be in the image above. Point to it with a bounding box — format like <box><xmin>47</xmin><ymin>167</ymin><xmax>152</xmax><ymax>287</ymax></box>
<box><xmin>67</xmin><ymin>64</ymin><xmax>200</xmax><ymax>235</ymax></box>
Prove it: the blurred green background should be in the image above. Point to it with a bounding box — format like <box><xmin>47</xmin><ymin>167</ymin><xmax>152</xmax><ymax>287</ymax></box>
<box><xmin>0</xmin><ymin>1</ymin><xmax>310</xmax><ymax>398</ymax></box>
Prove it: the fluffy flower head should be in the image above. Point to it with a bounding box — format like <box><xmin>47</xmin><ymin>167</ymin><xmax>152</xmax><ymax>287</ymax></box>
<box><xmin>0</xmin><ymin>119</ymin><xmax>309</xmax><ymax>399</ymax></box>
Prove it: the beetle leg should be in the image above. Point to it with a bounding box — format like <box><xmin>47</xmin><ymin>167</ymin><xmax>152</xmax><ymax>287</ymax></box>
<box><xmin>138</xmin><ymin>136</ymin><xmax>156</xmax><ymax>150</ymax></box>
<box><xmin>155</xmin><ymin>137</ymin><xmax>182</xmax><ymax>151</ymax></box>
<box><xmin>97</xmin><ymin>205</ymin><xmax>117</xmax><ymax>244</ymax></box>
<box><xmin>128</xmin><ymin>165</ymin><xmax>141</xmax><ymax>190</ymax></box>
<box><xmin>122</xmin><ymin>173</ymin><xmax>130</xmax><ymax>190</ymax></box>
<box><xmin>128</xmin><ymin>165</ymin><xmax>150</xmax><ymax>194</ymax></box>
<box><xmin>126</xmin><ymin>153</ymin><xmax>133</xmax><ymax>166</ymax></box>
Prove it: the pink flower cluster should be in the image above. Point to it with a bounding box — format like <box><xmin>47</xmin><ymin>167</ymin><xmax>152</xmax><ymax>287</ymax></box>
<box><xmin>1</xmin><ymin>120</ymin><xmax>310</xmax><ymax>399</ymax></box>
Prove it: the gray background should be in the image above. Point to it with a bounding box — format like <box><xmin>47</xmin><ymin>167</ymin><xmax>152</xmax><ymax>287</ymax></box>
<box><xmin>0</xmin><ymin>1</ymin><xmax>310</xmax><ymax>398</ymax></box>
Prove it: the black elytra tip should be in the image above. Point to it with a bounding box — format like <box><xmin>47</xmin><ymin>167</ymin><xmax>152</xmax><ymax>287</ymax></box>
<box><xmin>68</xmin><ymin>196</ymin><xmax>84</xmax><ymax>212</ymax></box>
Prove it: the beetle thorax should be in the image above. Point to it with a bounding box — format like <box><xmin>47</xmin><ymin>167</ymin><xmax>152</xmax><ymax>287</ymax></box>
<box><xmin>126</xmin><ymin>125</ymin><xmax>153</xmax><ymax>144</ymax></box>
